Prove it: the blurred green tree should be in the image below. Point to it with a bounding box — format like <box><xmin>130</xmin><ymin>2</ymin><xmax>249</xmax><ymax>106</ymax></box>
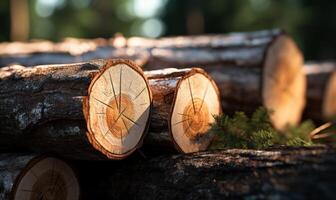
<box><xmin>0</xmin><ymin>0</ymin><xmax>336</xmax><ymax>60</ymax></box>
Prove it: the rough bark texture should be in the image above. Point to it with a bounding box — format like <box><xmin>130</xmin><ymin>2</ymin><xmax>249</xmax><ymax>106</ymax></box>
<box><xmin>146</xmin><ymin>70</ymin><xmax>188</xmax><ymax>126</ymax></box>
<box><xmin>0</xmin><ymin>61</ymin><xmax>108</xmax><ymax>159</ymax></box>
<box><xmin>144</xmin><ymin>69</ymin><xmax>182</xmax><ymax>150</ymax></box>
<box><xmin>0</xmin><ymin>154</ymin><xmax>38</xmax><ymax>200</ymax></box>
<box><xmin>129</xmin><ymin>29</ymin><xmax>282</xmax><ymax>69</ymax></box>
<box><xmin>76</xmin><ymin>146</ymin><xmax>336</xmax><ymax>200</ymax></box>
<box><xmin>304</xmin><ymin>62</ymin><xmax>336</xmax><ymax>122</ymax></box>
<box><xmin>206</xmin><ymin>65</ymin><xmax>262</xmax><ymax>115</ymax></box>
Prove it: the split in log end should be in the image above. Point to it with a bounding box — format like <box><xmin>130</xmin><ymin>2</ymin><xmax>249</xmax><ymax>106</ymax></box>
<box><xmin>85</xmin><ymin>60</ymin><xmax>152</xmax><ymax>159</ymax></box>
<box><xmin>323</xmin><ymin>72</ymin><xmax>336</xmax><ymax>120</ymax></box>
<box><xmin>12</xmin><ymin>156</ymin><xmax>80</xmax><ymax>200</ymax></box>
<box><xmin>170</xmin><ymin>68</ymin><xmax>222</xmax><ymax>153</ymax></box>
<box><xmin>263</xmin><ymin>35</ymin><xmax>306</xmax><ymax>130</ymax></box>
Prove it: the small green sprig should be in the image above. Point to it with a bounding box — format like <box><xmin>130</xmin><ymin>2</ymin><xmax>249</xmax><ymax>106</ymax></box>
<box><xmin>209</xmin><ymin>107</ymin><xmax>316</xmax><ymax>150</ymax></box>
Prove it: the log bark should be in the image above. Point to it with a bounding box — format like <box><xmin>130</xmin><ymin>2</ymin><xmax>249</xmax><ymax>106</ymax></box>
<box><xmin>133</xmin><ymin>29</ymin><xmax>306</xmax><ymax>131</ymax></box>
<box><xmin>76</xmin><ymin>146</ymin><xmax>336</xmax><ymax>200</ymax></box>
<box><xmin>0</xmin><ymin>154</ymin><xmax>80</xmax><ymax>200</ymax></box>
<box><xmin>145</xmin><ymin>68</ymin><xmax>222</xmax><ymax>153</ymax></box>
<box><xmin>0</xmin><ymin>29</ymin><xmax>306</xmax><ymax>131</ymax></box>
<box><xmin>304</xmin><ymin>62</ymin><xmax>336</xmax><ymax>122</ymax></box>
<box><xmin>0</xmin><ymin>37</ymin><xmax>149</xmax><ymax>67</ymax></box>
<box><xmin>0</xmin><ymin>59</ymin><xmax>152</xmax><ymax>160</ymax></box>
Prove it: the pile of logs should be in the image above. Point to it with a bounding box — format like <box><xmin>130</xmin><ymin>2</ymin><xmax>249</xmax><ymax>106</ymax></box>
<box><xmin>304</xmin><ymin>62</ymin><xmax>336</xmax><ymax>122</ymax></box>
<box><xmin>0</xmin><ymin>29</ymin><xmax>335</xmax><ymax>199</ymax></box>
<box><xmin>77</xmin><ymin>146</ymin><xmax>336</xmax><ymax>200</ymax></box>
<box><xmin>0</xmin><ymin>59</ymin><xmax>222</xmax><ymax>198</ymax></box>
<box><xmin>0</xmin><ymin>29</ymin><xmax>311</xmax><ymax>130</ymax></box>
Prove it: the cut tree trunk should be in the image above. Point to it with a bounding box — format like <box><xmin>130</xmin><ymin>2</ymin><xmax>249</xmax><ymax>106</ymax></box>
<box><xmin>0</xmin><ymin>37</ymin><xmax>149</xmax><ymax>67</ymax></box>
<box><xmin>0</xmin><ymin>154</ymin><xmax>80</xmax><ymax>200</ymax></box>
<box><xmin>304</xmin><ymin>62</ymin><xmax>336</xmax><ymax>122</ymax></box>
<box><xmin>77</xmin><ymin>146</ymin><xmax>336</xmax><ymax>200</ymax></box>
<box><xmin>0</xmin><ymin>59</ymin><xmax>152</xmax><ymax>160</ymax></box>
<box><xmin>145</xmin><ymin>68</ymin><xmax>222</xmax><ymax>153</ymax></box>
<box><xmin>132</xmin><ymin>29</ymin><xmax>306</xmax><ymax>131</ymax></box>
<box><xmin>0</xmin><ymin>30</ymin><xmax>306</xmax><ymax>131</ymax></box>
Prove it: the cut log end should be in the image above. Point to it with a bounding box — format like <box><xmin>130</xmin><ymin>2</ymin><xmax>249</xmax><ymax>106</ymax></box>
<box><xmin>323</xmin><ymin>72</ymin><xmax>336</xmax><ymax>120</ymax></box>
<box><xmin>263</xmin><ymin>35</ymin><xmax>305</xmax><ymax>130</ymax></box>
<box><xmin>85</xmin><ymin>60</ymin><xmax>151</xmax><ymax>159</ymax></box>
<box><xmin>12</xmin><ymin>157</ymin><xmax>80</xmax><ymax>200</ymax></box>
<box><xmin>170</xmin><ymin>69</ymin><xmax>221</xmax><ymax>153</ymax></box>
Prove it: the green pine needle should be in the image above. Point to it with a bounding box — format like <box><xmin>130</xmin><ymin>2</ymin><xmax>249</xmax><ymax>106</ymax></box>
<box><xmin>209</xmin><ymin>107</ymin><xmax>316</xmax><ymax>150</ymax></box>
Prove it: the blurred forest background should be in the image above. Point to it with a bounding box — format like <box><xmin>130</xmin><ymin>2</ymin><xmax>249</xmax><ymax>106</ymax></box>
<box><xmin>0</xmin><ymin>0</ymin><xmax>335</xmax><ymax>60</ymax></box>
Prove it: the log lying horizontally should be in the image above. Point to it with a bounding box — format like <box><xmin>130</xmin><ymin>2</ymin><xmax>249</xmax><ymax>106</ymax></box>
<box><xmin>0</xmin><ymin>29</ymin><xmax>306</xmax><ymax>130</ymax></box>
<box><xmin>132</xmin><ymin>29</ymin><xmax>306</xmax><ymax>131</ymax></box>
<box><xmin>0</xmin><ymin>154</ymin><xmax>80</xmax><ymax>200</ymax></box>
<box><xmin>77</xmin><ymin>146</ymin><xmax>336</xmax><ymax>200</ymax></box>
<box><xmin>0</xmin><ymin>60</ymin><xmax>152</xmax><ymax>159</ymax></box>
<box><xmin>304</xmin><ymin>62</ymin><xmax>336</xmax><ymax>122</ymax></box>
<box><xmin>0</xmin><ymin>36</ymin><xmax>149</xmax><ymax>67</ymax></box>
<box><xmin>145</xmin><ymin>68</ymin><xmax>222</xmax><ymax>153</ymax></box>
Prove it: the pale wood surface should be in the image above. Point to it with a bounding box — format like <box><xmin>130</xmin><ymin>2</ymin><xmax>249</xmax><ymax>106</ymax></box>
<box><xmin>262</xmin><ymin>35</ymin><xmax>305</xmax><ymax>130</ymax></box>
<box><xmin>86</xmin><ymin>62</ymin><xmax>151</xmax><ymax>158</ymax></box>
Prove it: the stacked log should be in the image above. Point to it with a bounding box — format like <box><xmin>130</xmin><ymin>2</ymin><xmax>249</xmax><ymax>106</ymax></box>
<box><xmin>304</xmin><ymin>62</ymin><xmax>336</xmax><ymax>122</ymax></box>
<box><xmin>76</xmin><ymin>146</ymin><xmax>336</xmax><ymax>200</ymax></box>
<box><xmin>0</xmin><ymin>60</ymin><xmax>152</xmax><ymax>160</ymax></box>
<box><xmin>0</xmin><ymin>36</ymin><xmax>149</xmax><ymax>67</ymax></box>
<box><xmin>146</xmin><ymin>68</ymin><xmax>222</xmax><ymax>153</ymax></box>
<box><xmin>0</xmin><ymin>30</ymin><xmax>307</xmax><ymax>131</ymax></box>
<box><xmin>128</xmin><ymin>30</ymin><xmax>306</xmax><ymax>131</ymax></box>
<box><xmin>0</xmin><ymin>154</ymin><xmax>79</xmax><ymax>200</ymax></box>
<box><xmin>0</xmin><ymin>30</ymin><xmax>334</xmax><ymax>199</ymax></box>
<box><xmin>0</xmin><ymin>59</ymin><xmax>221</xmax><ymax>157</ymax></box>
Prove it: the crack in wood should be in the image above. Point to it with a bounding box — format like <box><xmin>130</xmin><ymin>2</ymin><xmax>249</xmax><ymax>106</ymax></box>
<box><xmin>119</xmin><ymin>66</ymin><xmax>122</xmax><ymax>113</ymax></box>
<box><xmin>178</xmin><ymin>112</ymin><xmax>191</xmax><ymax>117</ymax></box>
<box><xmin>121</xmin><ymin>117</ymin><xmax>130</xmax><ymax>145</ymax></box>
<box><xmin>173</xmin><ymin>118</ymin><xmax>190</xmax><ymax>126</ymax></box>
<box><xmin>199</xmin><ymin>80</ymin><xmax>210</xmax><ymax>112</ymax></box>
<box><xmin>187</xmin><ymin>78</ymin><xmax>196</xmax><ymax>114</ymax></box>
<box><xmin>104</xmin><ymin>107</ymin><xmax>127</xmax><ymax>137</ymax></box>
<box><xmin>122</xmin><ymin>113</ymin><xmax>139</xmax><ymax>126</ymax></box>
<box><xmin>30</xmin><ymin>169</ymin><xmax>38</xmax><ymax>180</ymax></box>
<box><xmin>133</xmin><ymin>87</ymin><xmax>147</xmax><ymax>101</ymax></box>
<box><xmin>93</xmin><ymin>97</ymin><xmax>114</xmax><ymax>110</ymax></box>
<box><xmin>128</xmin><ymin>80</ymin><xmax>133</xmax><ymax>90</ymax></box>
<box><xmin>109</xmin><ymin>71</ymin><xmax>119</xmax><ymax>111</ymax></box>
<box><xmin>137</xmin><ymin>102</ymin><xmax>148</xmax><ymax>106</ymax></box>
<box><xmin>185</xmin><ymin>120</ymin><xmax>194</xmax><ymax>134</ymax></box>
<box><xmin>102</xmin><ymin>75</ymin><xmax>111</xmax><ymax>97</ymax></box>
